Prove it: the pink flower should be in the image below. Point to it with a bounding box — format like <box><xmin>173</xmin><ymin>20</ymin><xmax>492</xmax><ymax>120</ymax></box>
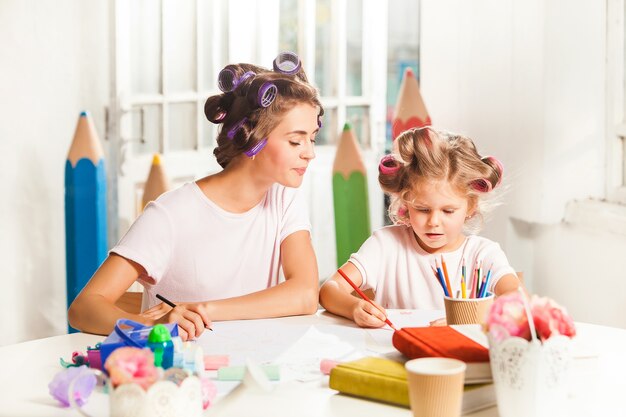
<box><xmin>104</xmin><ymin>347</ymin><xmax>159</xmax><ymax>390</ymax></box>
<box><xmin>486</xmin><ymin>291</ymin><xmax>576</xmax><ymax>343</ymax></box>
<box><xmin>531</xmin><ymin>295</ymin><xmax>576</xmax><ymax>342</ymax></box>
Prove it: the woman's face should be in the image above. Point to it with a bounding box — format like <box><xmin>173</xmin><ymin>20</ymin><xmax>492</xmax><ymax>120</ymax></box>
<box><xmin>405</xmin><ymin>179</ymin><xmax>471</xmax><ymax>254</ymax></box>
<box><xmin>254</xmin><ymin>103</ymin><xmax>319</xmax><ymax>188</ymax></box>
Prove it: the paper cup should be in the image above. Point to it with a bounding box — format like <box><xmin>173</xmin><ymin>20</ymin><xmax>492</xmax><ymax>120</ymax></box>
<box><xmin>444</xmin><ymin>293</ymin><xmax>494</xmax><ymax>325</ymax></box>
<box><xmin>405</xmin><ymin>357</ymin><xmax>466</xmax><ymax>417</ymax></box>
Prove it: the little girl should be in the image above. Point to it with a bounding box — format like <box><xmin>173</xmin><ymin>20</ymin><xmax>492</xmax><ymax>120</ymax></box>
<box><xmin>319</xmin><ymin>127</ymin><xmax>520</xmax><ymax>328</ymax></box>
<box><xmin>69</xmin><ymin>52</ymin><xmax>323</xmax><ymax>340</ymax></box>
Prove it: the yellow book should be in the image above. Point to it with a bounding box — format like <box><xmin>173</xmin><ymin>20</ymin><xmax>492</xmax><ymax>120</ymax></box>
<box><xmin>329</xmin><ymin>356</ymin><xmax>495</xmax><ymax>414</ymax></box>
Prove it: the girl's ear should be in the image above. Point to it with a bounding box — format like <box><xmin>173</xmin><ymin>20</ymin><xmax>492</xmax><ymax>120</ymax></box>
<box><xmin>466</xmin><ymin>198</ymin><xmax>478</xmax><ymax>219</ymax></box>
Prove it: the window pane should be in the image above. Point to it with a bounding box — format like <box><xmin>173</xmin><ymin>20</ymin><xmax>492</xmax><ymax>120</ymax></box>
<box><xmin>387</xmin><ymin>0</ymin><xmax>420</xmax><ymax>145</ymax></box>
<box><xmin>164</xmin><ymin>0</ymin><xmax>196</xmax><ymax>93</ymax></box>
<box><xmin>346</xmin><ymin>106</ymin><xmax>370</xmax><ymax>147</ymax></box>
<box><xmin>130</xmin><ymin>0</ymin><xmax>161</xmax><ymax>95</ymax></box>
<box><xmin>168</xmin><ymin>102</ymin><xmax>197</xmax><ymax>151</ymax></box>
<box><xmin>346</xmin><ymin>0</ymin><xmax>363</xmax><ymax>96</ymax></box>
<box><xmin>202</xmin><ymin>118</ymin><xmax>216</xmax><ymax>149</ymax></box>
<box><xmin>199</xmin><ymin>1</ymin><xmax>214</xmax><ymax>91</ymax></box>
<box><xmin>131</xmin><ymin>104</ymin><xmax>161</xmax><ymax>155</ymax></box>
<box><xmin>279</xmin><ymin>0</ymin><xmax>299</xmax><ymax>54</ymax></box>
<box><xmin>315</xmin><ymin>0</ymin><xmax>334</xmax><ymax>97</ymax></box>
<box><xmin>317</xmin><ymin>107</ymin><xmax>337</xmax><ymax>145</ymax></box>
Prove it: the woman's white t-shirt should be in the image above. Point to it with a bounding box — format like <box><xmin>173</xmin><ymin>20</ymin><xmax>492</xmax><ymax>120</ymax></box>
<box><xmin>111</xmin><ymin>182</ymin><xmax>311</xmax><ymax>309</ymax></box>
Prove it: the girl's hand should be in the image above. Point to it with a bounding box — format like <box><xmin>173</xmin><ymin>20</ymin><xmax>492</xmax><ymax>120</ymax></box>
<box><xmin>429</xmin><ymin>317</ymin><xmax>447</xmax><ymax>326</ymax></box>
<box><xmin>352</xmin><ymin>299</ymin><xmax>389</xmax><ymax>328</ymax></box>
<box><xmin>141</xmin><ymin>302</ymin><xmax>212</xmax><ymax>341</ymax></box>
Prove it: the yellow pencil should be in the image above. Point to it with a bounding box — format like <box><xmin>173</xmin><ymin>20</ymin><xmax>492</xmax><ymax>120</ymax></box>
<box><xmin>461</xmin><ymin>257</ymin><xmax>467</xmax><ymax>298</ymax></box>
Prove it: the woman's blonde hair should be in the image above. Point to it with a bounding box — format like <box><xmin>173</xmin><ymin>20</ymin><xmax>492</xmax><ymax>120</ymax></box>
<box><xmin>378</xmin><ymin>127</ymin><xmax>503</xmax><ymax>233</ymax></box>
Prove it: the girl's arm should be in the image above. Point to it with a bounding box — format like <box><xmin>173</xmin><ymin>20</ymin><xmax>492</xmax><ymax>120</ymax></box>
<box><xmin>494</xmin><ymin>273</ymin><xmax>522</xmax><ymax>296</ymax></box>
<box><xmin>197</xmin><ymin>230</ymin><xmax>320</xmax><ymax>320</ymax></box>
<box><xmin>68</xmin><ymin>254</ymin><xmax>210</xmax><ymax>340</ymax></box>
<box><xmin>319</xmin><ymin>261</ymin><xmax>388</xmax><ymax>327</ymax></box>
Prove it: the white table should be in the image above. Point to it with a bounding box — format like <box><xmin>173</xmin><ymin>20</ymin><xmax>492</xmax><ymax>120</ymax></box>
<box><xmin>1</xmin><ymin>310</ymin><xmax>625</xmax><ymax>417</ymax></box>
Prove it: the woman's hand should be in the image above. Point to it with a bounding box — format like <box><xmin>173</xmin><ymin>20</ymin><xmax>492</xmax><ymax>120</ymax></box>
<box><xmin>141</xmin><ymin>302</ymin><xmax>212</xmax><ymax>341</ymax></box>
<box><xmin>351</xmin><ymin>299</ymin><xmax>389</xmax><ymax>328</ymax></box>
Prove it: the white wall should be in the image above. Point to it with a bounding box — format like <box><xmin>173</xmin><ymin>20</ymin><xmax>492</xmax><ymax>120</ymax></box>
<box><xmin>0</xmin><ymin>0</ymin><xmax>110</xmax><ymax>345</ymax></box>
<box><xmin>421</xmin><ymin>0</ymin><xmax>623</xmax><ymax>327</ymax></box>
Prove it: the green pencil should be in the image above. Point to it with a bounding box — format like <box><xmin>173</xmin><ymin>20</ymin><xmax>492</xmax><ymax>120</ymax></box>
<box><xmin>332</xmin><ymin>123</ymin><xmax>371</xmax><ymax>267</ymax></box>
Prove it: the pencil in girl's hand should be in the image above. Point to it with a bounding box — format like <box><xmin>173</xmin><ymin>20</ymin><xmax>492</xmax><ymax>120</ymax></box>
<box><xmin>155</xmin><ymin>293</ymin><xmax>213</xmax><ymax>331</ymax></box>
<box><xmin>337</xmin><ymin>269</ymin><xmax>398</xmax><ymax>330</ymax></box>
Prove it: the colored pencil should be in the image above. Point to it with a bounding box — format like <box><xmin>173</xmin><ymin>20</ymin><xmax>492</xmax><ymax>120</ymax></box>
<box><xmin>435</xmin><ymin>260</ymin><xmax>451</xmax><ymax>297</ymax></box>
<box><xmin>141</xmin><ymin>153</ymin><xmax>171</xmax><ymax>212</ymax></box>
<box><xmin>461</xmin><ymin>258</ymin><xmax>467</xmax><ymax>299</ymax></box>
<box><xmin>391</xmin><ymin>67</ymin><xmax>432</xmax><ymax>142</ymax></box>
<box><xmin>440</xmin><ymin>255</ymin><xmax>452</xmax><ymax>297</ymax></box>
<box><xmin>65</xmin><ymin>111</ymin><xmax>107</xmax><ymax>332</ymax></box>
<box><xmin>332</xmin><ymin>123</ymin><xmax>370</xmax><ymax>267</ymax></box>
<box><xmin>156</xmin><ymin>294</ymin><xmax>213</xmax><ymax>331</ymax></box>
<box><xmin>337</xmin><ymin>269</ymin><xmax>397</xmax><ymax>330</ymax></box>
<box><xmin>470</xmin><ymin>265</ymin><xmax>479</xmax><ymax>299</ymax></box>
<box><xmin>479</xmin><ymin>265</ymin><xmax>493</xmax><ymax>298</ymax></box>
<box><xmin>431</xmin><ymin>265</ymin><xmax>448</xmax><ymax>295</ymax></box>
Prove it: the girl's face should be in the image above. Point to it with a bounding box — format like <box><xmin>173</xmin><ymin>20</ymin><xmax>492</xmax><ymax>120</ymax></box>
<box><xmin>405</xmin><ymin>180</ymin><xmax>472</xmax><ymax>254</ymax></box>
<box><xmin>254</xmin><ymin>103</ymin><xmax>318</xmax><ymax>188</ymax></box>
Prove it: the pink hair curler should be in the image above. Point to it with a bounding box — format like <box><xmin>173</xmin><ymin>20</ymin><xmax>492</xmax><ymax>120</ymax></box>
<box><xmin>482</xmin><ymin>155</ymin><xmax>504</xmax><ymax>187</ymax></box>
<box><xmin>379</xmin><ymin>154</ymin><xmax>400</xmax><ymax>175</ymax></box>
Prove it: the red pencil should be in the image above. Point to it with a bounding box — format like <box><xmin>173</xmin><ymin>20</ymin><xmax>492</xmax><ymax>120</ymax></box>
<box><xmin>337</xmin><ymin>269</ymin><xmax>398</xmax><ymax>330</ymax></box>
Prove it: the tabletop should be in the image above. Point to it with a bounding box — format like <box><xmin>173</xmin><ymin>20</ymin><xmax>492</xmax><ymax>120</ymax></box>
<box><xmin>0</xmin><ymin>310</ymin><xmax>625</xmax><ymax>417</ymax></box>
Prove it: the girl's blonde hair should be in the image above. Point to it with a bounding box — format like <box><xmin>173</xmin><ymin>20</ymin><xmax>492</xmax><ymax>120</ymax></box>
<box><xmin>204</xmin><ymin>59</ymin><xmax>323</xmax><ymax>168</ymax></box>
<box><xmin>378</xmin><ymin>127</ymin><xmax>503</xmax><ymax>233</ymax></box>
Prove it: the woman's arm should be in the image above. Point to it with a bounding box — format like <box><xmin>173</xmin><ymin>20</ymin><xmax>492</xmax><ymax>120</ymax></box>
<box><xmin>68</xmin><ymin>254</ymin><xmax>210</xmax><ymax>340</ymax></box>
<box><xmin>200</xmin><ymin>230</ymin><xmax>320</xmax><ymax>320</ymax></box>
<box><xmin>319</xmin><ymin>261</ymin><xmax>388</xmax><ymax>327</ymax></box>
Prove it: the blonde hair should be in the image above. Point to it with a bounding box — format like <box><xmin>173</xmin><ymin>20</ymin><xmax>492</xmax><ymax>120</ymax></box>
<box><xmin>378</xmin><ymin>127</ymin><xmax>503</xmax><ymax>233</ymax></box>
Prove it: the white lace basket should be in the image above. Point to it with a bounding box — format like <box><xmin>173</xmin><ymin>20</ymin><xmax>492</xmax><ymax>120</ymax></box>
<box><xmin>67</xmin><ymin>370</ymin><xmax>203</xmax><ymax>417</ymax></box>
<box><xmin>488</xmin><ymin>290</ymin><xmax>572</xmax><ymax>417</ymax></box>
<box><xmin>108</xmin><ymin>376</ymin><xmax>203</xmax><ymax>417</ymax></box>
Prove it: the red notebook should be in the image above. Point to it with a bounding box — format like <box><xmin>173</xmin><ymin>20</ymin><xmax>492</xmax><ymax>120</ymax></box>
<box><xmin>392</xmin><ymin>325</ymin><xmax>492</xmax><ymax>383</ymax></box>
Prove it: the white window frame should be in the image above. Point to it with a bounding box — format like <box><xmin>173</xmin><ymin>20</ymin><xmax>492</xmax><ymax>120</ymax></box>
<box><xmin>607</xmin><ymin>0</ymin><xmax>626</xmax><ymax>202</ymax></box>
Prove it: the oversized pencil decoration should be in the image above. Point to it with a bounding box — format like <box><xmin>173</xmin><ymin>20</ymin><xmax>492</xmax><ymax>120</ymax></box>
<box><xmin>332</xmin><ymin>123</ymin><xmax>370</xmax><ymax>266</ymax></box>
<box><xmin>392</xmin><ymin>67</ymin><xmax>431</xmax><ymax>141</ymax></box>
<box><xmin>141</xmin><ymin>153</ymin><xmax>171</xmax><ymax>211</ymax></box>
<box><xmin>65</xmin><ymin>111</ymin><xmax>107</xmax><ymax>329</ymax></box>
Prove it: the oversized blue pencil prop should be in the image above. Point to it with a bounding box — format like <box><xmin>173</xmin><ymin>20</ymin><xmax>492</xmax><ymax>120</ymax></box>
<box><xmin>65</xmin><ymin>111</ymin><xmax>108</xmax><ymax>332</ymax></box>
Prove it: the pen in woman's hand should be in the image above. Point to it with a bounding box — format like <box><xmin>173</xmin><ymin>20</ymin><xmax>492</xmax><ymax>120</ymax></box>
<box><xmin>155</xmin><ymin>293</ymin><xmax>213</xmax><ymax>331</ymax></box>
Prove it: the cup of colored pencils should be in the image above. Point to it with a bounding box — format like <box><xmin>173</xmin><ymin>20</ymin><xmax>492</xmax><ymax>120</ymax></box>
<box><xmin>443</xmin><ymin>293</ymin><xmax>494</xmax><ymax>326</ymax></box>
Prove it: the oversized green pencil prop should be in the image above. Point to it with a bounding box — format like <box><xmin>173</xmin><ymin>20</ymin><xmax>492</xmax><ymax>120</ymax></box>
<box><xmin>332</xmin><ymin>123</ymin><xmax>370</xmax><ymax>267</ymax></box>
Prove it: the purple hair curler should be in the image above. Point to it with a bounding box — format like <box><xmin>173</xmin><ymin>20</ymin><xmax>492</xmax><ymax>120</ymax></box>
<box><xmin>227</xmin><ymin>117</ymin><xmax>247</xmax><ymax>140</ymax></box>
<box><xmin>244</xmin><ymin>138</ymin><xmax>268</xmax><ymax>157</ymax></box>
<box><xmin>273</xmin><ymin>51</ymin><xmax>301</xmax><ymax>75</ymax></box>
<box><xmin>257</xmin><ymin>83</ymin><xmax>278</xmax><ymax>107</ymax></box>
<box><xmin>217</xmin><ymin>69</ymin><xmax>256</xmax><ymax>93</ymax></box>
<box><xmin>217</xmin><ymin>68</ymin><xmax>237</xmax><ymax>92</ymax></box>
<box><xmin>379</xmin><ymin>154</ymin><xmax>400</xmax><ymax>175</ymax></box>
<box><xmin>317</xmin><ymin>117</ymin><xmax>323</xmax><ymax>129</ymax></box>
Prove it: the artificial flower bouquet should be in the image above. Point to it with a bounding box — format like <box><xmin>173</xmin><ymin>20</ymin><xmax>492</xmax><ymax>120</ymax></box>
<box><xmin>485</xmin><ymin>289</ymin><xmax>576</xmax><ymax>417</ymax></box>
